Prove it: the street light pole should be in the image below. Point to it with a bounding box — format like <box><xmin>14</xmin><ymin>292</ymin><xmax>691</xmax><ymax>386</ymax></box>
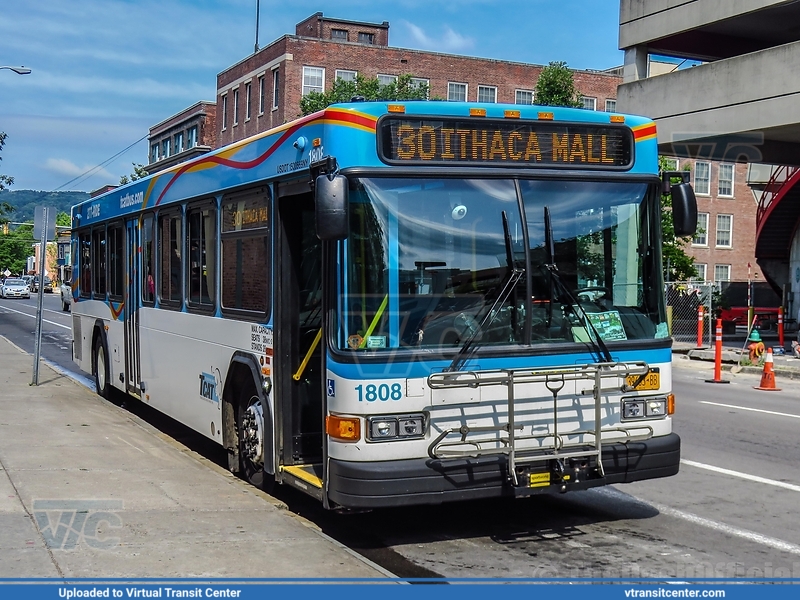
<box><xmin>0</xmin><ymin>66</ymin><xmax>31</xmax><ymax>75</ymax></box>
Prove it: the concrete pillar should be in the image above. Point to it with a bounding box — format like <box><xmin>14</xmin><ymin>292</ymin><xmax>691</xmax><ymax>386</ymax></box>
<box><xmin>623</xmin><ymin>45</ymin><xmax>648</xmax><ymax>83</ymax></box>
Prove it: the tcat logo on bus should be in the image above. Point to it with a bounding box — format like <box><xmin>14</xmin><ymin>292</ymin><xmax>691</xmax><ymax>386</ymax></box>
<box><xmin>198</xmin><ymin>370</ymin><xmax>220</xmax><ymax>403</ymax></box>
<box><xmin>378</xmin><ymin>117</ymin><xmax>633</xmax><ymax>168</ymax></box>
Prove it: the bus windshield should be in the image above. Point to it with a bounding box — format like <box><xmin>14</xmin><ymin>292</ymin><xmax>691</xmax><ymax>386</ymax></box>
<box><xmin>338</xmin><ymin>177</ymin><xmax>666</xmax><ymax>352</ymax></box>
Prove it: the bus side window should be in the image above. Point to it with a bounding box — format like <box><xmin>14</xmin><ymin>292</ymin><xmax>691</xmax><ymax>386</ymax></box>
<box><xmin>79</xmin><ymin>231</ymin><xmax>91</xmax><ymax>298</ymax></box>
<box><xmin>142</xmin><ymin>214</ymin><xmax>155</xmax><ymax>305</ymax></box>
<box><xmin>158</xmin><ymin>211</ymin><xmax>182</xmax><ymax>307</ymax></box>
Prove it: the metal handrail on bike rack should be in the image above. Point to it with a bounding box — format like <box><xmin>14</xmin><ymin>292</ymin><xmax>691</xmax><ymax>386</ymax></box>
<box><xmin>426</xmin><ymin>361</ymin><xmax>652</xmax><ymax>486</ymax></box>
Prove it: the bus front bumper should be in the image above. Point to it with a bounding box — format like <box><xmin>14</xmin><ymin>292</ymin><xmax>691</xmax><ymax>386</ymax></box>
<box><xmin>327</xmin><ymin>432</ymin><xmax>680</xmax><ymax>509</ymax></box>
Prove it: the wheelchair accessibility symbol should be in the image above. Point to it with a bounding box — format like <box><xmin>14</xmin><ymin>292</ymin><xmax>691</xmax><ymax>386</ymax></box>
<box><xmin>327</xmin><ymin>379</ymin><xmax>335</xmax><ymax>397</ymax></box>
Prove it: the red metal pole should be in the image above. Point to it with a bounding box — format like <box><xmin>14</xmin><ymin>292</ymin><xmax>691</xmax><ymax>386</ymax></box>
<box><xmin>696</xmin><ymin>305</ymin><xmax>704</xmax><ymax>348</ymax></box>
<box><xmin>714</xmin><ymin>318</ymin><xmax>722</xmax><ymax>381</ymax></box>
<box><xmin>778</xmin><ymin>306</ymin><xmax>784</xmax><ymax>347</ymax></box>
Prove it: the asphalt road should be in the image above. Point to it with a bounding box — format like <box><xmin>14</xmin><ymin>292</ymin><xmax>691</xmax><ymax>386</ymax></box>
<box><xmin>2</xmin><ymin>298</ymin><xmax>799</xmax><ymax>580</ymax></box>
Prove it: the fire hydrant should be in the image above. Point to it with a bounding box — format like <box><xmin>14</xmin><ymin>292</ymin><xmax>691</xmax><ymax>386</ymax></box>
<box><xmin>748</xmin><ymin>329</ymin><xmax>765</xmax><ymax>362</ymax></box>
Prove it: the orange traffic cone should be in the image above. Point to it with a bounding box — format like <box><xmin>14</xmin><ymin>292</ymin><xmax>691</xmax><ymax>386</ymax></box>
<box><xmin>754</xmin><ymin>348</ymin><xmax>781</xmax><ymax>391</ymax></box>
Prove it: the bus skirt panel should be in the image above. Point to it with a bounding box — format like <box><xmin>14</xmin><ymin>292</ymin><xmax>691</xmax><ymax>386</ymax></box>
<box><xmin>327</xmin><ymin>433</ymin><xmax>680</xmax><ymax>508</ymax></box>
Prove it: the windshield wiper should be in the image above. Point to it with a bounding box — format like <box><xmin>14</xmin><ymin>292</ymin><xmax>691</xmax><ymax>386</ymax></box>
<box><xmin>446</xmin><ymin>211</ymin><xmax>524</xmax><ymax>373</ymax></box>
<box><xmin>543</xmin><ymin>206</ymin><xmax>613</xmax><ymax>364</ymax></box>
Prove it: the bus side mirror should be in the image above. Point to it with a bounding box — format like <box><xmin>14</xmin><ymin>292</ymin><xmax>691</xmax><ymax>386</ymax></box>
<box><xmin>315</xmin><ymin>174</ymin><xmax>349</xmax><ymax>241</ymax></box>
<box><xmin>671</xmin><ymin>182</ymin><xmax>698</xmax><ymax>237</ymax></box>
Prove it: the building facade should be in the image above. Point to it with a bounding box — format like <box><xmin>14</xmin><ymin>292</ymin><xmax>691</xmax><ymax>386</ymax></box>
<box><xmin>147</xmin><ymin>101</ymin><xmax>217</xmax><ymax>175</ymax></box>
<box><xmin>214</xmin><ymin>13</ymin><xmax>621</xmax><ymax>148</ymax></box>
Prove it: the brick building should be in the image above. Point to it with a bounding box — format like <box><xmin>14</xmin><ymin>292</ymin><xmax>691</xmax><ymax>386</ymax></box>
<box><xmin>147</xmin><ymin>101</ymin><xmax>217</xmax><ymax>174</ymax></box>
<box><xmin>214</xmin><ymin>12</ymin><xmax>620</xmax><ymax>147</ymax></box>
<box><xmin>665</xmin><ymin>157</ymin><xmax>762</xmax><ymax>284</ymax></box>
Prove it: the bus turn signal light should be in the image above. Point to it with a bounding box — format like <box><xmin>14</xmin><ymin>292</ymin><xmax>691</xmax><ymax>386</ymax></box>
<box><xmin>667</xmin><ymin>393</ymin><xmax>675</xmax><ymax>415</ymax></box>
<box><xmin>326</xmin><ymin>415</ymin><xmax>361</xmax><ymax>442</ymax></box>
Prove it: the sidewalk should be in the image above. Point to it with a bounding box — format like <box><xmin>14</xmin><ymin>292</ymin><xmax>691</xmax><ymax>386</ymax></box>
<box><xmin>672</xmin><ymin>339</ymin><xmax>800</xmax><ymax>380</ymax></box>
<box><xmin>0</xmin><ymin>336</ymin><xmax>391</xmax><ymax>579</ymax></box>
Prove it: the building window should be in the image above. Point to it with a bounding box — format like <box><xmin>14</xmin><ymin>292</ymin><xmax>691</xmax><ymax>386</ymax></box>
<box><xmin>515</xmin><ymin>90</ymin><xmax>534</xmax><ymax>105</ymax></box>
<box><xmin>718</xmin><ymin>163</ymin><xmax>734</xmax><ymax>197</ymax></box>
<box><xmin>221</xmin><ymin>94</ymin><xmax>227</xmax><ymax>131</ymax></box>
<box><xmin>581</xmin><ymin>96</ymin><xmax>597</xmax><ymax>111</ymax></box>
<box><xmin>694</xmin><ymin>161</ymin><xmax>710</xmax><ymax>195</ymax></box>
<box><xmin>331</xmin><ymin>29</ymin><xmax>348</xmax><ymax>41</ymax></box>
<box><xmin>448</xmin><ymin>82</ymin><xmax>467</xmax><ymax>102</ymax></box>
<box><xmin>605</xmin><ymin>99</ymin><xmax>617</xmax><ymax>112</ymax></box>
<box><xmin>410</xmin><ymin>77</ymin><xmax>429</xmax><ymax>98</ymax></box>
<box><xmin>336</xmin><ymin>69</ymin><xmax>357</xmax><ymax>82</ymax></box>
<box><xmin>377</xmin><ymin>74</ymin><xmax>398</xmax><ymax>87</ymax></box>
<box><xmin>716</xmin><ymin>214</ymin><xmax>733</xmax><ymax>248</ymax></box>
<box><xmin>258</xmin><ymin>76</ymin><xmax>265</xmax><ymax>114</ymax></box>
<box><xmin>662</xmin><ymin>157</ymin><xmax>679</xmax><ymax>172</ymax></box>
<box><xmin>272</xmin><ymin>69</ymin><xmax>279</xmax><ymax>109</ymax></box>
<box><xmin>233</xmin><ymin>88</ymin><xmax>239</xmax><ymax>125</ymax></box>
<box><xmin>162</xmin><ymin>138</ymin><xmax>171</xmax><ymax>158</ymax></box>
<box><xmin>245</xmin><ymin>82</ymin><xmax>252</xmax><ymax>121</ymax></box>
<box><xmin>150</xmin><ymin>144</ymin><xmax>159</xmax><ymax>163</ymax></box>
<box><xmin>174</xmin><ymin>132</ymin><xmax>184</xmax><ymax>154</ymax></box>
<box><xmin>187</xmin><ymin>126</ymin><xmax>197</xmax><ymax>148</ymax></box>
<box><xmin>714</xmin><ymin>264</ymin><xmax>731</xmax><ymax>282</ymax></box>
<box><xmin>477</xmin><ymin>85</ymin><xmax>497</xmax><ymax>103</ymax></box>
<box><xmin>302</xmin><ymin>66</ymin><xmax>324</xmax><ymax>96</ymax></box>
<box><xmin>694</xmin><ymin>263</ymin><xmax>707</xmax><ymax>282</ymax></box>
<box><xmin>358</xmin><ymin>32</ymin><xmax>374</xmax><ymax>44</ymax></box>
<box><xmin>693</xmin><ymin>213</ymin><xmax>709</xmax><ymax>246</ymax></box>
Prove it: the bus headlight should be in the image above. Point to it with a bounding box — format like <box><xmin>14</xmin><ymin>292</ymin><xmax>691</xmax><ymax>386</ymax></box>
<box><xmin>367</xmin><ymin>414</ymin><xmax>425</xmax><ymax>442</ymax></box>
<box><xmin>622</xmin><ymin>397</ymin><xmax>668</xmax><ymax>421</ymax></box>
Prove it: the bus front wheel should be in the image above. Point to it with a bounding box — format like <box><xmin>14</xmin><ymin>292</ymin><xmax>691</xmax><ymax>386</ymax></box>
<box><xmin>93</xmin><ymin>335</ymin><xmax>110</xmax><ymax>399</ymax></box>
<box><xmin>237</xmin><ymin>388</ymin><xmax>274</xmax><ymax>493</ymax></box>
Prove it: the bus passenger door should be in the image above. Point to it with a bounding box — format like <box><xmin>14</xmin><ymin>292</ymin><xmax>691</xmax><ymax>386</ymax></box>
<box><xmin>124</xmin><ymin>219</ymin><xmax>141</xmax><ymax>397</ymax></box>
<box><xmin>275</xmin><ymin>185</ymin><xmax>324</xmax><ymax>476</ymax></box>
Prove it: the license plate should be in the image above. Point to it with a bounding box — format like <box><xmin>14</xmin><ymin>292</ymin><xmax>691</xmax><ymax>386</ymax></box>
<box><xmin>529</xmin><ymin>472</ymin><xmax>551</xmax><ymax>488</ymax></box>
<box><xmin>626</xmin><ymin>368</ymin><xmax>660</xmax><ymax>391</ymax></box>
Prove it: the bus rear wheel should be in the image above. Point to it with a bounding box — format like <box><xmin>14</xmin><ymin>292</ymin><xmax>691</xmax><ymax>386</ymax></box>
<box><xmin>237</xmin><ymin>390</ymin><xmax>274</xmax><ymax>493</ymax></box>
<box><xmin>93</xmin><ymin>335</ymin><xmax>110</xmax><ymax>399</ymax></box>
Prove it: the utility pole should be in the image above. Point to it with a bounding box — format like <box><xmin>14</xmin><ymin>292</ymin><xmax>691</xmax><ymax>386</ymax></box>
<box><xmin>254</xmin><ymin>0</ymin><xmax>260</xmax><ymax>53</ymax></box>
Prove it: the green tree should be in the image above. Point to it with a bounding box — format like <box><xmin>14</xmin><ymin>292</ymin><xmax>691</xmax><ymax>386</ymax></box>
<box><xmin>119</xmin><ymin>163</ymin><xmax>149</xmax><ymax>185</ymax></box>
<box><xmin>534</xmin><ymin>61</ymin><xmax>582</xmax><ymax>108</ymax></box>
<box><xmin>300</xmin><ymin>74</ymin><xmax>429</xmax><ymax>116</ymax></box>
<box><xmin>56</xmin><ymin>211</ymin><xmax>71</xmax><ymax>227</ymax></box>
<box><xmin>660</xmin><ymin>156</ymin><xmax>697</xmax><ymax>281</ymax></box>
<box><xmin>0</xmin><ymin>132</ymin><xmax>15</xmax><ymax>227</ymax></box>
<box><xmin>0</xmin><ymin>223</ymin><xmax>33</xmax><ymax>275</ymax></box>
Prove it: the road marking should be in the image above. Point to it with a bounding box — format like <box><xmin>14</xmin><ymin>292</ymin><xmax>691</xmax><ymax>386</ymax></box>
<box><xmin>699</xmin><ymin>400</ymin><xmax>800</xmax><ymax>420</ymax></box>
<box><xmin>0</xmin><ymin>304</ymin><xmax>70</xmax><ymax>330</ymax></box>
<box><xmin>681</xmin><ymin>459</ymin><xmax>800</xmax><ymax>493</ymax></box>
<box><xmin>599</xmin><ymin>487</ymin><xmax>800</xmax><ymax>556</ymax></box>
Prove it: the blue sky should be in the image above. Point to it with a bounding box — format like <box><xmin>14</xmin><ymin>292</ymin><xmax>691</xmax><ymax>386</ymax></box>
<box><xmin>0</xmin><ymin>0</ymin><xmax>623</xmax><ymax>192</ymax></box>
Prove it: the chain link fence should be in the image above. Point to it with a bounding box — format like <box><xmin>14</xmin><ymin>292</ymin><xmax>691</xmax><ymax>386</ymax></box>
<box><xmin>665</xmin><ymin>281</ymin><xmax>717</xmax><ymax>345</ymax></box>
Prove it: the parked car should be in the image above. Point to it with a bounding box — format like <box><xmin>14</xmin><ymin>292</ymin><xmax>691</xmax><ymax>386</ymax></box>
<box><xmin>60</xmin><ymin>280</ymin><xmax>73</xmax><ymax>311</ymax></box>
<box><xmin>0</xmin><ymin>278</ymin><xmax>31</xmax><ymax>299</ymax></box>
<box><xmin>31</xmin><ymin>275</ymin><xmax>53</xmax><ymax>293</ymax></box>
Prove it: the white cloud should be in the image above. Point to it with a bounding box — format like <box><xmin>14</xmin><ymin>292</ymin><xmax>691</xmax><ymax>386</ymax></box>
<box><xmin>44</xmin><ymin>158</ymin><xmax>116</xmax><ymax>182</ymax></box>
<box><xmin>402</xmin><ymin>20</ymin><xmax>474</xmax><ymax>52</ymax></box>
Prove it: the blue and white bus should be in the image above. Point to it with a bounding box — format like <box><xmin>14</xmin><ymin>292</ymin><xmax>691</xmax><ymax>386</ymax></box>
<box><xmin>70</xmin><ymin>101</ymin><xmax>696</xmax><ymax>509</ymax></box>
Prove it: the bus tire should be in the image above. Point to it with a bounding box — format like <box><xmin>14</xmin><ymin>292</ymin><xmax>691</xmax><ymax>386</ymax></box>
<box><xmin>93</xmin><ymin>333</ymin><xmax>110</xmax><ymax>399</ymax></box>
<box><xmin>236</xmin><ymin>381</ymin><xmax>275</xmax><ymax>493</ymax></box>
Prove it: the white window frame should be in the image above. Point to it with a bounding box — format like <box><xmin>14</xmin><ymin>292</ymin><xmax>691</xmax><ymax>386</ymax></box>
<box><xmin>272</xmin><ymin>68</ymin><xmax>279</xmax><ymax>110</ymax></box>
<box><xmin>448</xmin><ymin>82</ymin><xmax>467</xmax><ymax>102</ymax></box>
<box><xmin>694</xmin><ymin>161</ymin><xmax>711</xmax><ymax>195</ymax></box>
<box><xmin>258</xmin><ymin>75</ymin><xmax>265</xmax><ymax>115</ymax></box>
<box><xmin>693</xmin><ymin>213</ymin><xmax>709</xmax><ymax>246</ymax></box>
<box><xmin>187</xmin><ymin>126</ymin><xmax>197</xmax><ymax>148</ymax></box>
<box><xmin>150</xmin><ymin>144</ymin><xmax>159</xmax><ymax>163</ymax></box>
<box><xmin>377</xmin><ymin>74</ymin><xmax>398</xmax><ymax>87</ymax></box>
<box><xmin>694</xmin><ymin>263</ymin><xmax>707</xmax><ymax>282</ymax></box>
<box><xmin>714</xmin><ymin>264</ymin><xmax>731</xmax><ymax>282</ymax></box>
<box><xmin>715</xmin><ymin>214</ymin><xmax>733</xmax><ymax>248</ymax></box>
<box><xmin>232</xmin><ymin>88</ymin><xmax>239</xmax><ymax>126</ymax></box>
<box><xmin>718</xmin><ymin>163</ymin><xmax>735</xmax><ymax>197</ymax></box>
<box><xmin>335</xmin><ymin>69</ymin><xmax>357</xmax><ymax>82</ymax></box>
<box><xmin>581</xmin><ymin>96</ymin><xmax>597</xmax><ymax>111</ymax></box>
<box><xmin>661</xmin><ymin>157</ymin><xmax>679</xmax><ymax>172</ymax></box>
<box><xmin>515</xmin><ymin>89</ymin><xmax>534</xmax><ymax>105</ymax></box>
<box><xmin>302</xmin><ymin>66</ymin><xmax>325</xmax><ymax>96</ymax></box>
<box><xmin>477</xmin><ymin>85</ymin><xmax>497</xmax><ymax>103</ymax></box>
<box><xmin>605</xmin><ymin>99</ymin><xmax>617</xmax><ymax>112</ymax></box>
<box><xmin>221</xmin><ymin>93</ymin><xmax>227</xmax><ymax>131</ymax></box>
<box><xmin>162</xmin><ymin>137</ymin><xmax>171</xmax><ymax>158</ymax></box>
<box><xmin>174</xmin><ymin>131</ymin><xmax>184</xmax><ymax>154</ymax></box>
<box><xmin>245</xmin><ymin>81</ymin><xmax>252</xmax><ymax>121</ymax></box>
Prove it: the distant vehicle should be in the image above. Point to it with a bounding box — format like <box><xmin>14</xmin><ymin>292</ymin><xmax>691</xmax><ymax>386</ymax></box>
<box><xmin>21</xmin><ymin>275</ymin><xmax>33</xmax><ymax>287</ymax></box>
<box><xmin>31</xmin><ymin>275</ymin><xmax>53</xmax><ymax>293</ymax></box>
<box><xmin>60</xmin><ymin>280</ymin><xmax>73</xmax><ymax>311</ymax></box>
<box><xmin>0</xmin><ymin>278</ymin><xmax>31</xmax><ymax>299</ymax></box>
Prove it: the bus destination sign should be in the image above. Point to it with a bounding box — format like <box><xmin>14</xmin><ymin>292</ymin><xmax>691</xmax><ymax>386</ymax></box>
<box><xmin>379</xmin><ymin>117</ymin><xmax>633</xmax><ymax>168</ymax></box>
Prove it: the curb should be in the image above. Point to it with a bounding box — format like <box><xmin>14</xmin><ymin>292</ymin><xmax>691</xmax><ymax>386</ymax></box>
<box><xmin>674</xmin><ymin>346</ymin><xmax>800</xmax><ymax>380</ymax></box>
